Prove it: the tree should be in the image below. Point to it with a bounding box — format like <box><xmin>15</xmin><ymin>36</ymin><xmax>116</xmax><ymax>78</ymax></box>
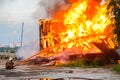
<box><xmin>107</xmin><ymin>0</ymin><xmax>120</xmax><ymax>43</ymax></box>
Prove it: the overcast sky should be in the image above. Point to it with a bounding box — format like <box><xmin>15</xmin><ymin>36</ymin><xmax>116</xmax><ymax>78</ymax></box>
<box><xmin>0</xmin><ymin>0</ymin><xmax>41</xmax><ymax>45</ymax></box>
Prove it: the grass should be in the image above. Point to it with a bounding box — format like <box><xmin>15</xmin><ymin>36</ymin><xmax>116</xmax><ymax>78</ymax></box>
<box><xmin>113</xmin><ymin>64</ymin><xmax>120</xmax><ymax>73</ymax></box>
<box><xmin>57</xmin><ymin>59</ymin><xmax>120</xmax><ymax>73</ymax></box>
<box><xmin>58</xmin><ymin>59</ymin><xmax>103</xmax><ymax>68</ymax></box>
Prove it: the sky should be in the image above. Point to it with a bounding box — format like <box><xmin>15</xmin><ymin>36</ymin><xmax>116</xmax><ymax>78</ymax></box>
<box><xmin>0</xmin><ymin>0</ymin><xmax>41</xmax><ymax>45</ymax></box>
<box><xmin>0</xmin><ymin>0</ymin><xmax>67</xmax><ymax>58</ymax></box>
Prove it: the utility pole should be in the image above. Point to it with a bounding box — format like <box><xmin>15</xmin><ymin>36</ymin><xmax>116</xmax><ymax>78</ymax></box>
<box><xmin>21</xmin><ymin>22</ymin><xmax>24</xmax><ymax>47</ymax></box>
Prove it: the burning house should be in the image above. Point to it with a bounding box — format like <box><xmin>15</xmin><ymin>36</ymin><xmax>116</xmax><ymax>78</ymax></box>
<box><xmin>26</xmin><ymin>0</ymin><xmax>120</xmax><ymax>65</ymax></box>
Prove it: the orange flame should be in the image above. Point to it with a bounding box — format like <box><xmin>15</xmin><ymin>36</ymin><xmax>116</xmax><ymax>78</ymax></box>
<box><xmin>39</xmin><ymin>0</ymin><xmax>118</xmax><ymax>58</ymax></box>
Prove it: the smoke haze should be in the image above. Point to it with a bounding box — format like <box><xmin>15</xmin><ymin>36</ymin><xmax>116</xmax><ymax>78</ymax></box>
<box><xmin>33</xmin><ymin>0</ymin><xmax>69</xmax><ymax>19</ymax></box>
<box><xmin>16</xmin><ymin>40</ymin><xmax>39</xmax><ymax>59</ymax></box>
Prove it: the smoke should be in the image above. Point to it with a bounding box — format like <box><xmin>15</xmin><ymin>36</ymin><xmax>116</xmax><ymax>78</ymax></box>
<box><xmin>16</xmin><ymin>41</ymin><xmax>39</xmax><ymax>59</ymax></box>
<box><xmin>0</xmin><ymin>0</ymin><xmax>41</xmax><ymax>59</ymax></box>
<box><xmin>33</xmin><ymin>0</ymin><xmax>69</xmax><ymax>20</ymax></box>
<box><xmin>33</xmin><ymin>0</ymin><xmax>105</xmax><ymax>20</ymax></box>
<box><xmin>15</xmin><ymin>0</ymin><xmax>69</xmax><ymax>59</ymax></box>
<box><xmin>101</xmin><ymin>0</ymin><xmax>107</xmax><ymax>5</ymax></box>
<box><xmin>16</xmin><ymin>21</ymin><xmax>39</xmax><ymax>59</ymax></box>
<box><xmin>54</xmin><ymin>48</ymin><xmax>83</xmax><ymax>63</ymax></box>
<box><xmin>16</xmin><ymin>0</ymin><xmax>68</xmax><ymax>59</ymax></box>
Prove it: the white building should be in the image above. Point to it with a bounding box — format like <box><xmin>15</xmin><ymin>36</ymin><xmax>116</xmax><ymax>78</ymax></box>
<box><xmin>9</xmin><ymin>42</ymin><xmax>21</xmax><ymax>48</ymax></box>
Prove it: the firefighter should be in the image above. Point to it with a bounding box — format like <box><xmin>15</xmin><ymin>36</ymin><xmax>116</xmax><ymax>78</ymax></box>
<box><xmin>5</xmin><ymin>57</ymin><xmax>14</xmax><ymax>69</ymax></box>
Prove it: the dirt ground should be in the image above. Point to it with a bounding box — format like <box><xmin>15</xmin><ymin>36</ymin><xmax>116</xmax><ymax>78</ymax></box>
<box><xmin>0</xmin><ymin>60</ymin><xmax>120</xmax><ymax>80</ymax></box>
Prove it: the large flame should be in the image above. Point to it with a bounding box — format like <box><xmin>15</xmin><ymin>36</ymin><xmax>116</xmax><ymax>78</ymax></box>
<box><xmin>38</xmin><ymin>0</ymin><xmax>118</xmax><ymax>60</ymax></box>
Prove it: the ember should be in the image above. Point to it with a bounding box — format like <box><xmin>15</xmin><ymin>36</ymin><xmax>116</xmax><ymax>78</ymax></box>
<box><xmin>25</xmin><ymin>0</ymin><xmax>119</xmax><ymax>65</ymax></box>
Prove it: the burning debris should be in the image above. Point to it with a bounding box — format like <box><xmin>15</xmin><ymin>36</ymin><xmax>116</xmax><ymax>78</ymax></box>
<box><xmin>25</xmin><ymin>0</ymin><xmax>120</xmax><ymax>65</ymax></box>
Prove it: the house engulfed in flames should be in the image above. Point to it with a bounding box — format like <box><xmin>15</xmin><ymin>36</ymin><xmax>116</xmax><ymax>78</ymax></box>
<box><xmin>27</xmin><ymin>0</ymin><xmax>120</xmax><ymax>65</ymax></box>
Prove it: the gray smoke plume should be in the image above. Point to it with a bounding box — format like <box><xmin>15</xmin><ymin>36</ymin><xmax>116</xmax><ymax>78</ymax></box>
<box><xmin>16</xmin><ymin>40</ymin><xmax>39</xmax><ymax>59</ymax></box>
<box><xmin>33</xmin><ymin>0</ymin><xmax>69</xmax><ymax>20</ymax></box>
<box><xmin>16</xmin><ymin>0</ymin><xmax>70</xmax><ymax>59</ymax></box>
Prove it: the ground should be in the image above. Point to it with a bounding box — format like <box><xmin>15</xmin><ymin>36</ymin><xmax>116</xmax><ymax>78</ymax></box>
<box><xmin>0</xmin><ymin>60</ymin><xmax>120</xmax><ymax>80</ymax></box>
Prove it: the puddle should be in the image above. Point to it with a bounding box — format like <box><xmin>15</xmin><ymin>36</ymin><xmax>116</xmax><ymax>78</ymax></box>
<box><xmin>24</xmin><ymin>77</ymin><xmax>102</xmax><ymax>80</ymax></box>
<box><xmin>24</xmin><ymin>78</ymin><xmax>64</xmax><ymax>80</ymax></box>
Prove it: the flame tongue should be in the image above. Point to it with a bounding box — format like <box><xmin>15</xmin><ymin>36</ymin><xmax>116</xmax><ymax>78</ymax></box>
<box><xmin>38</xmin><ymin>0</ymin><xmax>118</xmax><ymax>59</ymax></box>
<box><xmin>54</xmin><ymin>0</ymin><xmax>116</xmax><ymax>51</ymax></box>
